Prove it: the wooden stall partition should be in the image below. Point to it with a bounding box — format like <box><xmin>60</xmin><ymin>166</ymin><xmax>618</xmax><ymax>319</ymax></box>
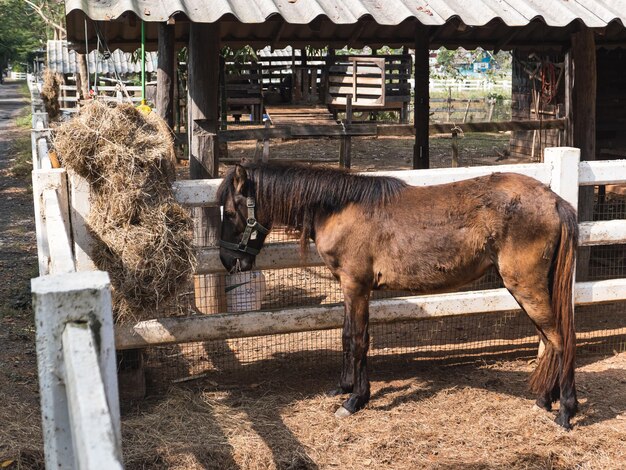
<box><xmin>325</xmin><ymin>53</ymin><xmax>411</xmax><ymax>121</ymax></box>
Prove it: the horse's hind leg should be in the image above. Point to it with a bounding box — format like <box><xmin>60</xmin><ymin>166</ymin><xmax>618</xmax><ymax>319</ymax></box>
<box><xmin>499</xmin><ymin>261</ymin><xmax>577</xmax><ymax>428</ymax></box>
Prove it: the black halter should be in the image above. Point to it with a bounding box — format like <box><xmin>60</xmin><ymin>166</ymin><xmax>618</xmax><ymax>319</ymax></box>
<box><xmin>219</xmin><ymin>197</ymin><xmax>269</xmax><ymax>256</ymax></box>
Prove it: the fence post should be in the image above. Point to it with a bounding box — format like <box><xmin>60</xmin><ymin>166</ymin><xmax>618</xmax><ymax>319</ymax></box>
<box><xmin>32</xmin><ymin>271</ymin><xmax>122</xmax><ymax>469</ymax></box>
<box><xmin>31</xmin><ymin>112</ymin><xmax>49</xmax><ymax>170</ymax></box>
<box><xmin>32</xmin><ymin>168</ymin><xmax>70</xmax><ymax>275</ymax></box>
<box><xmin>339</xmin><ymin>95</ymin><xmax>353</xmax><ymax>168</ymax></box>
<box><xmin>541</xmin><ymin>146</ymin><xmax>581</xmax><ymax>357</ymax></box>
<box><xmin>545</xmin><ymin>147</ymin><xmax>580</xmax><ymax>208</ymax></box>
<box><xmin>68</xmin><ymin>171</ymin><xmax>97</xmax><ymax>271</ymax></box>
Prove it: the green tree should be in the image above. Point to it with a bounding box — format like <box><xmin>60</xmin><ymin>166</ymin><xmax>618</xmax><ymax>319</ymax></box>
<box><xmin>0</xmin><ymin>0</ymin><xmax>65</xmax><ymax>76</ymax></box>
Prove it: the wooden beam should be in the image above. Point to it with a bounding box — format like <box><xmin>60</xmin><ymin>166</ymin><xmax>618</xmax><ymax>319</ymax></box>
<box><xmin>188</xmin><ymin>23</ymin><xmax>220</xmax><ymax>179</ymax></box>
<box><xmin>157</xmin><ymin>22</ymin><xmax>176</xmax><ymax>129</ymax></box>
<box><xmin>563</xmin><ymin>50</ymin><xmax>573</xmax><ymax>147</ymax></box>
<box><xmin>570</xmin><ymin>27</ymin><xmax>597</xmax><ymax>281</ymax></box>
<box><xmin>188</xmin><ymin>22</ymin><xmax>226</xmax><ymax>314</ymax></box>
<box><xmin>413</xmin><ymin>25</ymin><xmax>430</xmax><ymax>169</ymax></box>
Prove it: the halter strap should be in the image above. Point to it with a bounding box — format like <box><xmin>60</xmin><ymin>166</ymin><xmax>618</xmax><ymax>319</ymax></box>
<box><xmin>219</xmin><ymin>197</ymin><xmax>269</xmax><ymax>256</ymax></box>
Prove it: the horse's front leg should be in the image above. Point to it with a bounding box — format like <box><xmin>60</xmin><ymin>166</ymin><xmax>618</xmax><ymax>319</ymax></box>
<box><xmin>327</xmin><ymin>313</ymin><xmax>354</xmax><ymax>396</ymax></box>
<box><xmin>335</xmin><ymin>282</ymin><xmax>371</xmax><ymax>417</ymax></box>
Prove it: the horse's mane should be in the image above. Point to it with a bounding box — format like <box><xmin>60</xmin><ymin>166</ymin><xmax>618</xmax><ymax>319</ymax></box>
<box><xmin>220</xmin><ymin>162</ymin><xmax>407</xmax><ymax>249</ymax></box>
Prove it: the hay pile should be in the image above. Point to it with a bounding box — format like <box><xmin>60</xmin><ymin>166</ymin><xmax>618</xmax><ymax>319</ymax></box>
<box><xmin>41</xmin><ymin>69</ymin><xmax>62</xmax><ymax>119</ymax></box>
<box><xmin>54</xmin><ymin>100</ymin><xmax>195</xmax><ymax>322</ymax></box>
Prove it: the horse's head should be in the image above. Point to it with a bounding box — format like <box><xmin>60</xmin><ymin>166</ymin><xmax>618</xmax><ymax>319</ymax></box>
<box><xmin>217</xmin><ymin>164</ymin><xmax>271</xmax><ymax>272</ymax></box>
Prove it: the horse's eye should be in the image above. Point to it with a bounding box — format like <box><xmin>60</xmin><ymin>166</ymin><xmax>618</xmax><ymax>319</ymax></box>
<box><xmin>224</xmin><ymin>211</ymin><xmax>237</xmax><ymax>219</ymax></box>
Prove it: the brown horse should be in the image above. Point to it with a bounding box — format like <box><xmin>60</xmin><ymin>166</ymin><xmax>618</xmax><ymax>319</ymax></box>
<box><xmin>217</xmin><ymin>162</ymin><xmax>578</xmax><ymax>429</ymax></box>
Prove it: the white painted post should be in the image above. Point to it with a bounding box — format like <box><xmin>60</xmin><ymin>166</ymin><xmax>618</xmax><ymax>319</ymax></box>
<box><xmin>37</xmin><ymin>136</ymin><xmax>52</xmax><ymax>170</ymax></box>
<box><xmin>32</xmin><ymin>271</ymin><xmax>121</xmax><ymax>469</ymax></box>
<box><xmin>545</xmin><ymin>147</ymin><xmax>581</xmax><ymax>207</ymax></box>
<box><xmin>43</xmin><ymin>189</ymin><xmax>76</xmax><ymax>274</ymax></box>
<box><xmin>63</xmin><ymin>324</ymin><xmax>123</xmax><ymax>469</ymax></box>
<box><xmin>32</xmin><ymin>169</ymin><xmax>70</xmax><ymax>275</ymax></box>
<box><xmin>542</xmin><ymin>146</ymin><xmax>581</xmax><ymax>357</ymax></box>
<box><xmin>32</xmin><ymin>111</ymin><xmax>48</xmax><ymax>130</ymax></box>
<box><xmin>68</xmin><ymin>170</ymin><xmax>96</xmax><ymax>271</ymax></box>
<box><xmin>31</xmin><ymin>130</ymin><xmax>46</xmax><ymax>169</ymax></box>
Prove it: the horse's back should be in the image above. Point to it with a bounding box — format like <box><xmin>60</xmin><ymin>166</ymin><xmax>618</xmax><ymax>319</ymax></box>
<box><xmin>314</xmin><ymin>172</ymin><xmax>566</xmax><ymax>293</ymax></box>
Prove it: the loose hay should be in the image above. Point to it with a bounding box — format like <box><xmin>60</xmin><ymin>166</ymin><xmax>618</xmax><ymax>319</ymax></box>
<box><xmin>41</xmin><ymin>69</ymin><xmax>62</xmax><ymax>119</ymax></box>
<box><xmin>121</xmin><ymin>353</ymin><xmax>626</xmax><ymax>470</ymax></box>
<box><xmin>53</xmin><ymin>100</ymin><xmax>196</xmax><ymax>322</ymax></box>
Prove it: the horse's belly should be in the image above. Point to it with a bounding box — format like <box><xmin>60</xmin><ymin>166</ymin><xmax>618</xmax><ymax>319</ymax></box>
<box><xmin>374</xmin><ymin>253</ymin><xmax>492</xmax><ymax>294</ymax></box>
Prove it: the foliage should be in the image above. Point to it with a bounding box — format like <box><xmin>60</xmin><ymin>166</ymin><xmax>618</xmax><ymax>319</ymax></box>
<box><xmin>432</xmin><ymin>47</ymin><xmax>512</xmax><ymax>82</ymax></box>
<box><xmin>220</xmin><ymin>45</ymin><xmax>259</xmax><ymax>75</ymax></box>
<box><xmin>0</xmin><ymin>0</ymin><xmax>65</xmax><ymax>71</ymax></box>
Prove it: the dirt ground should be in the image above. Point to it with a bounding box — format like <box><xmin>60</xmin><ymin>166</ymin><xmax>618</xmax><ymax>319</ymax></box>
<box><xmin>0</xmin><ymin>82</ymin><xmax>43</xmax><ymax>467</ymax></box>
<box><xmin>1</xmin><ymin>83</ymin><xmax>625</xmax><ymax>469</ymax></box>
<box><xmin>224</xmin><ymin>131</ymin><xmax>520</xmax><ymax>173</ymax></box>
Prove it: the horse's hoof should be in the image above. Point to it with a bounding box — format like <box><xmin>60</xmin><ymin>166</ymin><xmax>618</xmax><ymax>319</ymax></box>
<box><xmin>554</xmin><ymin>413</ymin><xmax>573</xmax><ymax>430</ymax></box>
<box><xmin>335</xmin><ymin>406</ymin><xmax>353</xmax><ymax>419</ymax></box>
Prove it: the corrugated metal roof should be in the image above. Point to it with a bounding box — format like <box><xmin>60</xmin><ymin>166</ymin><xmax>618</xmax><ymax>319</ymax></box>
<box><xmin>65</xmin><ymin>0</ymin><xmax>626</xmax><ymax>27</ymax></box>
<box><xmin>65</xmin><ymin>0</ymin><xmax>626</xmax><ymax>51</ymax></box>
<box><xmin>47</xmin><ymin>40</ymin><xmax>158</xmax><ymax>74</ymax></box>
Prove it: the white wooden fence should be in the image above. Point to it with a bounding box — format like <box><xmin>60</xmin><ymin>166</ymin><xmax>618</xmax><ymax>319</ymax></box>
<box><xmin>429</xmin><ymin>78</ymin><xmax>512</xmax><ymax>92</ymax></box>
<box><xmin>59</xmin><ymin>83</ymin><xmax>144</xmax><ymax>112</ymax></box>
<box><xmin>30</xmin><ymin>92</ymin><xmax>123</xmax><ymax>469</ymax></box>
<box><xmin>115</xmin><ymin>147</ymin><xmax>626</xmax><ymax>348</ymax></box>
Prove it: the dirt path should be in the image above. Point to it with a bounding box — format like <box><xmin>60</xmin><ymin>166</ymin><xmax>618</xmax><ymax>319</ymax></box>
<box><xmin>0</xmin><ymin>81</ymin><xmax>43</xmax><ymax>468</ymax></box>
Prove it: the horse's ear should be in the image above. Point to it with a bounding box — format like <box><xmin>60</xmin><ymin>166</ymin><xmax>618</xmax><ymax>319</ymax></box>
<box><xmin>233</xmin><ymin>164</ymin><xmax>247</xmax><ymax>194</ymax></box>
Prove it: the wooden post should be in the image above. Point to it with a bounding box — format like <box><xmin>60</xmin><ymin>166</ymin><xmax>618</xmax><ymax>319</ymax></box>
<box><xmin>262</xmin><ymin>119</ymin><xmax>270</xmax><ymax>163</ymax></box>
<box><xmin>294</xmin><ymin>67</ymin><xmax>303</xmax><ymax>103</ymax></box>
<box><xmin>188</xmin><ymin>23</ymin><xmax>227</xmax><ymax>314</ymax></box>
<box><xmin>157</xmin><ymin>22</ymin><xmax>176</xmax><ymax>129</ymax></box>
<box><xmin>76</xmin><ymin>52</ymin><xmax>89</xmax><ymax>101</ymax></box>
<box><xmin>339</xmin><ymin>95</ymin><xmax>353</xmax><ymax>168</ymax></box>
<box><xmin>463</xmin><ymin>99</ymin><xmax>471</xmax><ymax>123</ymax></box>
<box><xmin>291</xmin><ymin>48</ymin><xmax>297</xmax><ymax>102</ymax></box>
<box><xmin>413</xmin><ymin>25</ymin><xmax>430</xmax><ymax>169</ymax></box>
<box><xmin>563</xmin><ymin>52</ymin><xmax>573</xmax><ymax>147</ymax></box>
<box><xmin>301</xmin><ymin>48</ymin><xmax>310</xmax><ymax>102</ymax></box>
<box><xmin>451</xmin><ymin>128</ymin><xmax>459</xmax><ymax>167</ymax></box>
<box><xmin>570</xmin><ymin>28</ymin><xmax>597</xmax><ymax>281</ymax></box>
<box><xmin>487</xmin><ymin>97</ymin><xmax>496</xmax><ymax>122</ymax></box>
<box><xmin>219</xmin><ymin>55</ymin><xmax>227</xmax><ymax>130</ymax></box>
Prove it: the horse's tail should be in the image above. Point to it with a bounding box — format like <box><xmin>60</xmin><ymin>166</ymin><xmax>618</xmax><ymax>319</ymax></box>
<box><xmin>529</xmin><ymin>198</ymin><xmax>578</xmax><ymax>399</ymax></box>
